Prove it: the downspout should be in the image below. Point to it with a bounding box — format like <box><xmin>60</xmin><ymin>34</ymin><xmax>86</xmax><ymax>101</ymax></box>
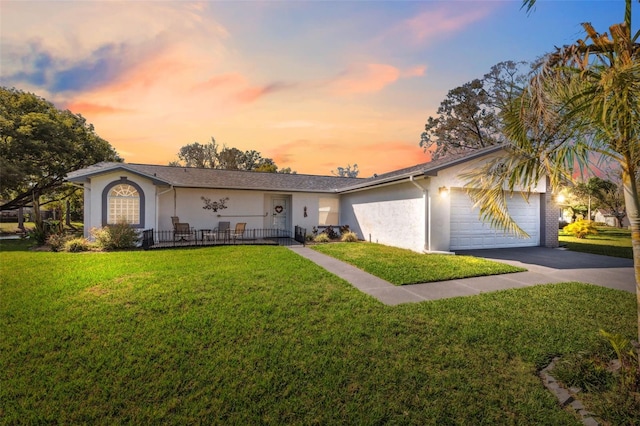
<box><xmin>174</xmin><ymin>187</ymin><xmax>177</xmax><ymax>217</ymax></box>
<box><xmin>156</xmin><ymin>185</ymin><xmax>174</xmax><ymax>231</ymax></box>
<box><xmin>409</xmin><ymin>176</ymin><xmax>430</xmax><ymax>252</ymax></box>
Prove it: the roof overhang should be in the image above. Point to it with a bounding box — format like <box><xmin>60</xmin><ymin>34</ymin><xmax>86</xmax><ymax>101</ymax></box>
<box><xmin>338</xmin><ymin>145</ymin><xmax>506</xmax><ymax>193</ymax></box>
<box><xmin>66</xmin><ymin>163</ymin><xmax>171</xmax><ymax>186</ymax></box>
<box><xmin>421</xmin><ymin>144</ymin><xmax>505</xmax><ymax>177</ymax></box>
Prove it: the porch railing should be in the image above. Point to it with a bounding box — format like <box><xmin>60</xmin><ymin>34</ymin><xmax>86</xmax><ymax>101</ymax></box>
<box><xmin>294</xmin><ymin>225</ymin><xmax>306</xmax><ymax>245</ymax></box>
<box><xmin>141</xmin><ymin>227</ymin><xmax>300</xmax><ymax>250</ymax></box>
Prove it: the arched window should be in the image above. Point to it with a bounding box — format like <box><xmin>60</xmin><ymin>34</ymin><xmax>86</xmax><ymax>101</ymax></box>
<box><xmin>102</xmin><ymin>178</ymin><xmax>145</xmax><ymax>227</ymax></box>
<box><xmin>108</xmin><ymin>184</ymin><xmax>139</xmax><ymax>224</ymax></box>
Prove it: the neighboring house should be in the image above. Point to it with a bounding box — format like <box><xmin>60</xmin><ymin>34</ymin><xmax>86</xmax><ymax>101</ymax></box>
<box><xmin>66</xmin><ymin>145</ymin><xmax>559</xmax><ymax>253</ymax></box>
<box><xmin>594</xmin><ymin>208</ymin><xmax>629</xmax><ymax>228</ymax></box>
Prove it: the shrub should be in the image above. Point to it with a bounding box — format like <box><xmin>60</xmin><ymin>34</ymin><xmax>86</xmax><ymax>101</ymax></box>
<box><xmin>563</xmin><ymin>220</ymin><xmax>598</xmax><ymax>239</ymax></box>
<box><xmin>599</xmin><ymin>329</ymin><xmax>638</xmax><ymax>388</ymax></box>
<box><xmin>29</xmin><ymin>226</ymin><xmax>49</xmax><ymax>246</ymax></box>
<box><xmin>29</xmin><ymin>220</ymin><xmax>65</xmax><ymax>246</ymax></box>
<box><xmin>46</xmin><ymin>233</ymin><xmax>70</xmax><ymax>252</ymax></box>
<box><xmin>314</xmin><ymin>233</ymin><xmax>331</xmax><ymax>243</ymax></box>
<box><xmin>341</xmin><ymin>231</ymin><xmax>358</xmax><ymax>242</ymax></box>
<box><xmin>91</xmin><ymin>222</ymin><xmax>139</xmax><ymax>250</ymax></box>
<box><xmin>339</xmin><ymin>225</ymin><xmax>351</xmax><ymax>235</ymax></box>
<box><xmin>64</xmin><ymin>237</ymin><xmax>92</xmax><ymax>252</ymax></box>
<box><xmin>323</xmin><ymin>225</ymin><xmax>339</xmax><ymax>239</ymax></box>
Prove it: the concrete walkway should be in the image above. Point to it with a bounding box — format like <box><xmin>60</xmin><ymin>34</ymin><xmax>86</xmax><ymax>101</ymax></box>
<box><xmin>289</xmin><ymin>246</ymin><xmax>635</xmax><ymax>306</ymax></box>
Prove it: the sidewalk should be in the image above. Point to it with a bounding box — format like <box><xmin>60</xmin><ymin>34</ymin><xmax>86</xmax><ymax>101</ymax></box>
<box><xmin>288</xmin><ymin>246</ymin><xmax>635</xmax><ymax>306</ymax></box>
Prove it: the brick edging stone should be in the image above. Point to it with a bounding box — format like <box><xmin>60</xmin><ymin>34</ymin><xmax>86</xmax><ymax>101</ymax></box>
<box><xmin>539</xmin><ymin>357</ymin><xmax>600</xmax><ymax>426</ymax></box>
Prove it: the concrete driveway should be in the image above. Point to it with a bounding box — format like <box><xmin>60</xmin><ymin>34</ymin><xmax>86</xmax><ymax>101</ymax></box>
<box><xmin>455</xmin><ymin>247</ymin><xmax>635</xmax><ymax>294</ymax></box>
<box><xmin>291</xmin><ymin>246</ymin><xmax>636</xmax><ymax>306</ymax></box>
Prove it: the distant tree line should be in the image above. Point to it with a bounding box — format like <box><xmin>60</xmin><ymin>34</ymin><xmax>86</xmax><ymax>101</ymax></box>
<box><xmin>170</xmin><ymin>138</ymin><xmax>294</xmax><ymax>174</ymax></box>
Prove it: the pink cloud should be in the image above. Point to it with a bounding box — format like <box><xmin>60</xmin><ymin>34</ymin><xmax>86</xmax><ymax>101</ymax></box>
<box><xmin>357</xmin><ymin>143</ymin><xmax>429</xmax><ymax>176</ymax></box>
<box><xmin>266</xmin><ymin>137</ymin><xmax>430</xmax><ymax>177</ymax></box>
<box><xmin>402</xmin><ymin>65</ymin><xmax>427</xmax><ymax>78</ymax></box>
<box><xmin>64</xmin><ymin>101</ymin><xmax>129</xmax><ymax>116</ymax></box>
<box><xmin>234</xmin><ymin>82</ymin><xmax>295</xmax><ymax>104</ymax></box>
<box><xmin>332</xmin><ymin>63</ymin><xmax>399</xmax><ymax>95</ymax></box>
<box><xmin>193</xmin><ymin>73</ymin><xmax>248</xmax><ymax>91</ymax></box>
<box><xmin>392</xmin><ymin>4</ymin><xmax>496</xmax><ymax>45</ymax></box>
<box><xmin>331</xmin><ymin>63</ymin><xmax>425</xmax><ymax>96</ymax></box>
<box><xmin>269</xmin><ymin>140</ymin><xmax>302</xmax><ymax>165</ymax></box>
<box><xmin>192</xmin><ymin>73</ymin><xmax>294</xmax><ymax>104</ymax></box>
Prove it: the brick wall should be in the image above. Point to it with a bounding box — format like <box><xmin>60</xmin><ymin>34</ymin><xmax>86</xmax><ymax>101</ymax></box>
<box><xmin>542</xmin><ymin>183</ymin><xmax>559</xmax><ymax>248</ymax></box>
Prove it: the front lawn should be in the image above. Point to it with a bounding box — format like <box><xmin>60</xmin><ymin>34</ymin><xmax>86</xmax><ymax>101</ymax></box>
<box><xmin>311</xmin><ymin>242</ymin><xmax>525</xmax><ymax>285</ymax></box>
<box><xmin>0</xmin><ymin>221</ymin><xmax>83</xmax><ymax>235</ymax></box>
<box><xmin>2</xmin><ymin>244</ymin><xmax>636</xmax><ymax>424</ymax></box>
<box><xmin>0</xmin><ymin>221</ymin><xmax>31</xmax><ymax>234</ymax></box>
<box><xmin>560</xmin><ymin>225</ymin><xmax>632</xmax><ymax>258</ymax></box>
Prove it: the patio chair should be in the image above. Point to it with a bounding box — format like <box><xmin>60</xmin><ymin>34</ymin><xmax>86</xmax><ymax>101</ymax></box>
<box><xmin>231</xmin><ymin>222</ymin><xmax>246</xmax><ymax>243</ymax></box>
<box><xmin>213</xmin><ymin>221</ymin><xmax>230</xmax><ymax>242</ymax></box>
<box><xmin>201</xmin><ymin>221</ymin><xmax>230</xmax><ymax>243</ymax></box>
<box><xmin>173</xmin><ymin>222</ymin><xmax>193</xmax><ymax>242</ymax></box>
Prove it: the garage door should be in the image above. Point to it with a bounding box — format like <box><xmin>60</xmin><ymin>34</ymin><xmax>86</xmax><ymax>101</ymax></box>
<box><xmin>450</xmin><ymin>189</ymin><xmax>540</xmax><ymax>250</ymax></box>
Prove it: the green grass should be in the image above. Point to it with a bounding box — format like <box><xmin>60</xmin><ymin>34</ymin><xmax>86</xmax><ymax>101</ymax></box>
<box><xmin>311</xmin><ymin>242</ymin><xmax>525</xmax><ymax>285</ymax></box>
<box><xmin>560</xmin><ymin>226</ymin><xmax>632</xmax><ymax>259</ymax></box>
<box><xmin>0</xmin><ymin>221</ymin><xmax>84</xmax><ymax>237</ymax></box>
<box><xmin>2</xmin><ymin>244</ymin><xmax>636</xmax><ymax>424</ymax></box>
<box><xmin>0</xmin><ymin>237</ymin><xmax>34</xmax><ymax>252</ymax></box>
<box><xmin>0</xmin><ymin>221</ymin><xmax>32</xmax><ymax>234</ymax></box>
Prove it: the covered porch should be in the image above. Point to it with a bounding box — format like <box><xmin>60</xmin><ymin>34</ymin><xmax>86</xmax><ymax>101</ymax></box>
<box><xmin>141</xmin><ymin>226</ymin><xmax>306</xmax><ymax>249</ymax></box>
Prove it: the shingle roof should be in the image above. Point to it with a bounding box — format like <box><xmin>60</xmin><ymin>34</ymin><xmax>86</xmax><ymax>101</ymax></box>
<box><xmin>66</xmin><ymin>145</ymin><xmax>506</xmax><ymax>193</ymax></box>
<box><xmin>67</xmin><ymin>162</ymin><xmax>363</xmax><ymax>193</ymax></box>
<box><xmin>338</xmin><ymin>144</ymin><xmax>505</xmax><ymax>191</ymax></box>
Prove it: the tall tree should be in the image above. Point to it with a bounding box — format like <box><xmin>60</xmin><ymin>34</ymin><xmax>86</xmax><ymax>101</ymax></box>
<box><xmin>177</xmin><ymin>137</ymin><xmax>219</xmax><ymax>168</ymax></box>
<box><xmin>277</xmin><ymin>167</ymin><xmax>295</xmax><ymax>174</ymax></box>
<box><xmin>594</xmin><ymin>173</ymin><xmax>629</xmax><ymax>227</ymax></box>
<box><xmin>254</xmin><ymin>158</ymin><xmax>278</xmax><ymax>173</ymax></box>
<box><xmin>172</xmin><ymin>139</ymin><xmax>294</xmax><ymax>173</ymax></box>
<box><xmin>572</xmin><ymin>177</ymin><xmax>620</xmax><ymax>222</ymax></box>
<box><xmin>463</xmin><ymin>0</ymin><xmax>640</xmax><ymax>365</ymax></box>
<box><xmin>420</xmin><ymin>61</ymin><xmax>527</xmax><ymax>160</ymax></box>
<box><xmin>216</xmin><ymin>146</ymin><xmax>244</xmax><ymax>170</ymax></box>
<box><xmin>0</xmin><ymin>87</ymin><xmax>121</xmax><ymax>218</ymax></box>
<box><xmin>332</xmin><ymin>163</ymin><xmax>359</xmax><ymax>178</ymax></box>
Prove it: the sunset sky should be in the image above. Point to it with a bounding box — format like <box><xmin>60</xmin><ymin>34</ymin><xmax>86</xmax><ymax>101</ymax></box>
<box><xmin>1</xmin><ymin>0</ymin><xmax>629</xmax><ymax>177</ymax></box>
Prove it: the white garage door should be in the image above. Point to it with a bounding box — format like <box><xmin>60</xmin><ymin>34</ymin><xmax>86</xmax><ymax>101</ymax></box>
<box><xmin>450</xmin><ymin>189</ymin><xmax>540</xmax><ymax>250</ymax></box>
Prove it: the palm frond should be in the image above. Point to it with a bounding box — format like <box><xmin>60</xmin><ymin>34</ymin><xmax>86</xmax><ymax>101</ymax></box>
<box><xmin>461</xmin><ymin>143</ymin><xmax>558</xmax><ymax>238</ymax></box>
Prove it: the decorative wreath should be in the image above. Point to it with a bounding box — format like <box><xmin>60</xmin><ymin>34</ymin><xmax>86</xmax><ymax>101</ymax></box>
<box><xmin>274</xmin><ymin>205</ymin><xmax>284</xmax><ymax>214</ymax></box>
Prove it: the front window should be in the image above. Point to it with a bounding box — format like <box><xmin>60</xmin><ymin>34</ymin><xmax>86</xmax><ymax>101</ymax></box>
<box><xmin>108</xmin><ymin>184</ymin><xmax>140</xmax><ymax>225</ymax></box>
<box><xmin>319</xmin><ymin>198</ymin><xmax>339</xmax><ymax>226</ymax></box>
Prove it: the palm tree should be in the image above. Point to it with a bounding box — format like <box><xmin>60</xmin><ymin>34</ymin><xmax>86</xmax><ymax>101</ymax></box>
<box><xmin>463</xmin><ymin>0</ymin><xmax>640</xmax><ymax>361</ymax></box>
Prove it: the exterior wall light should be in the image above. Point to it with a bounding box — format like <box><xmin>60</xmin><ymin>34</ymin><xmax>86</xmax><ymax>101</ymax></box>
<box><xmin>439</xmin><ymin>186</ymin><xmax>449</xmax><ymax>198</ymax></box>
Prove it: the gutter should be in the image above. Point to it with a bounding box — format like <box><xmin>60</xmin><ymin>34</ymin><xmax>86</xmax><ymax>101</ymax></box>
<box><xmin>155</xmin><ymin>185</ymin><xmax>174</xmax><ymax>230</ymax></box>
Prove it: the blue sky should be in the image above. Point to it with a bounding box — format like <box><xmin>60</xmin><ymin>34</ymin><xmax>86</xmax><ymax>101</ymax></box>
<box><xmin>0</xmin><ymin>0</ymin><xmax>630</xmax><ymax>176</ymax></box>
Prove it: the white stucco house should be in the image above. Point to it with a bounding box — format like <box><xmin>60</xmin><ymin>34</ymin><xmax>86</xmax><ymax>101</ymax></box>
<box><xmin>594</xmin><ymin>209</ymin><xmax>629</xmax><ymax>228</ymax></box>
<box><xmin>66</xmin><ymin>145</ymin><xmax>559</xmax><ymax>253</ymax></box>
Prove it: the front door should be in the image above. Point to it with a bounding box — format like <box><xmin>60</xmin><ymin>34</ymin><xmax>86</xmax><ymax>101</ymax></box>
<box><xmin>272</xmin><ymin>197</ymin><xmax>288</xmax><ymax>232</ymax></box>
